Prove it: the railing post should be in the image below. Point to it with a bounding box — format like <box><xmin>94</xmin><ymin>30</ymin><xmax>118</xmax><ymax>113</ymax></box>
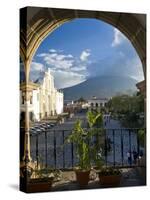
<box><xmin>121</xmin><ymin>129</ymin><xmax>124</xmax><ymax>166</ymax></box>
<box><xmin>71</xmin><ymin>142</ymin><xmax>74</xmax><ymax>169</ymax></box>
<box><xmin>129</xmin><ymin>129</ymin><xmax>132</xmax><ymax>166</ymax></box>
<box><xmin>62</xmin><ymin>130</ymin><xmax>65</xmax><ymax>169</ymax></box>
<box><xmin>113</xmin><ymin>129</ymin><xmax>115</xmax><ymax>167</ymax></box>
<box><xmin>36</xmin><ymin>134</ymin><xmax>39</xmax><ymax>169</ymax></box>
<box><xmin>104</xmin><ymin>129</ymin><xmax>108</xmax><ymax>167</ymax></box>
<box><xmin>137</xmin><ymin>129</ymin><xmax>140</xmax><ymax>158</ymax></box>
<box><xmin>53</xmin><ymin>130</ymin><xmax>57</xmax><ymax>168</ymax></box>
<box><xmin>45</xmin><ymin>129</ymin><xmax>48</xmax><ymax>168</ymax></box>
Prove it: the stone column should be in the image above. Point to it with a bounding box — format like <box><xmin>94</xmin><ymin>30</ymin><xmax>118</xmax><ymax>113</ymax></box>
<box><xmin>20</xmin><ymin>60</ymin><xmax>34</xmax><ymax>185</ymax></box>
<box><xmin>21</xmin><ymin>59</ymin><xmax>33</xmax><ymax>165</ymax></box>
<box><xmin>23</xmin><ymin>88</ymin><xmax>32</xmax><ymax>163</ymax></box>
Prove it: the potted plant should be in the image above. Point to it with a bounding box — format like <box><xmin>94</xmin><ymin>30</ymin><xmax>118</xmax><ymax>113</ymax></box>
<box><xmin>93</xmin><ymin>144</ymin><xmax>122</xmax><ymax>187</ymax></box>
<box><xmin>27</xmin><ymin>168</ymin><xmax>61</xmax><ymax>193</ymax></box>
<box><xmin>98</xmin><ymin>167</ymin><xmax>122</xmax><ymax>187</ymax></box>
<box><xmin>66</xmin><ymin>111</ymin><xmax>103</xmax><ymax>187</ymax></box>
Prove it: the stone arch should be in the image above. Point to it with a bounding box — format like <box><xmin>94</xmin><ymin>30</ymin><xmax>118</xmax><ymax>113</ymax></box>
<box><xmin>20</xmin><ymin>7</ymin><xmax>146</xmax><ymax>82</ymax></box>
<box><xmin>20</xmin><ymin>7</ymin><xmax>146</xmax><ymax>164</ymax></box>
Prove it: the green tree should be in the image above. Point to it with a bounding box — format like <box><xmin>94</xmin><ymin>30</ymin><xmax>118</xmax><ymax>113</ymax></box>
<box><xmin>107</xmin><ymin>93</ymin><xmax>144</xmax><ymax>128</ymax></box>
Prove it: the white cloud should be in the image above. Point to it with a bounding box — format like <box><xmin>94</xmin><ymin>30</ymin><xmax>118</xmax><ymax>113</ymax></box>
<box><xmin>80</xmin><ymin>49</ymin><xmax>91</xmax><ymax>61</ymax></box>
<box><xmin>50</xmin><ymin>69</ymin><xmax>86</xmax><ymax>89</ymax></box>
<box><xmin>37</xmin><ymin>53</ymin><xmax>48</xmax><ymax>57</ymax></box>
<box><xmin>72</xmin><ymin>66</ymin><xmax>87</xmax><ymax>72</ymax></box>
<box><xmin>30</xmin><ymin>62</ymin><xmax>44</xmax><ymax>71</ymax></box>
<box><xmin>111</xmin><ymin>28</ymin><xmax>126</xmax><ymax>47</ymax></box>
<box><xmin>38</xmin><ymin>52</ymin><xmax>74</xmax><ymax>70</ymax></box>
<box><xmin>126</xmin><ymin>57</ymin><xmax>144</xmax><ymax>81</ymax></box>
<box><xmin>35</xmin><ymin>49</ymin><xmax>91</xmax><ymax>88</ymax></box>
<box><xmin>29</xmin><ymin>62</ymin><xmax>45</xmax><ymax>82</ymax></box>
<box><xmin>49</xmin><ymin>49</ymin><xmax>64</xmax><ymax>53</ymax></box>
<box><xmin>119</xmin><ymin>51</ymin><xmax>125</xmax><ymax>57</ymax></box>
<box><xmin>49</xmin><ymin>49</ymin><xmax>57</xmax><ymax>53</ymax></box>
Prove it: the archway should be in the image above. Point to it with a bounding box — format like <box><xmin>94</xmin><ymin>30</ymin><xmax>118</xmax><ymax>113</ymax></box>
<box><xmin>20</xmin><ymin>7</ymin><xmax>146</xmax><ymax>164</ymax></box>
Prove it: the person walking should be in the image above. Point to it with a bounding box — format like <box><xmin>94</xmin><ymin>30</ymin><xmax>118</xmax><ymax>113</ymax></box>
<box><xmin>132</xmin><ymin>149</ymin><xmax>138</xmax><ymax>164</ymax></box>
<box><xmin>127</xmin><ymin>150</ymin><xmax>132</xmax><ymax>165</ymax></box>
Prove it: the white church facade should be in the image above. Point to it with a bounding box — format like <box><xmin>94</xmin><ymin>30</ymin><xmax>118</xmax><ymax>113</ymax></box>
<box><xmin>20</xmin><ymin>68</ymin><xmax>64</xmax><ymax>122</ymax></box>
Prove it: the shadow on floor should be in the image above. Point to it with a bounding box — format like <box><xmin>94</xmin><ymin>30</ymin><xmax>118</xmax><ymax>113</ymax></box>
<box><xmin>9</xmin><ymin>184</ymin><xmax>19</xmax><ymax>191</ymax></box>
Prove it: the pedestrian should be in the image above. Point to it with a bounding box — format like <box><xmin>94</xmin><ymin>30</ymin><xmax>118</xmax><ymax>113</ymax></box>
<box><xmin>139</xmin><ymin>150</ymin><xmax>143</xmax><ymax>159</ymax></box>
<box><xmin>127</xmin><ymin>150</ymin><xmax>132</xmax><ymax>165</ymax></box>
<box><xmin>132</xmin><ymin>149</ymin><xmax>138</xmax><ymax>164</ymax></box>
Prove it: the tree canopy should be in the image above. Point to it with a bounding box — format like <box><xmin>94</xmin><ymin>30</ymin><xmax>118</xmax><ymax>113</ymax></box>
<box><xmin>107</xmin><ymin>93</ymin><xmax>145</xmax><ymax>128</ymax></box>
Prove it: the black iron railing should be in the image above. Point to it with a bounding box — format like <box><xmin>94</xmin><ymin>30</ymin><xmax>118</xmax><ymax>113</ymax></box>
<box><xmin>30</xmin><ymin>128</ymin><xmax>145</xmax><ymax>170</ymax></box>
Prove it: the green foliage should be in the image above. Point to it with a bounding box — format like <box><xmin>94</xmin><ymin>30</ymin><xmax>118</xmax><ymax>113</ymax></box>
<box><xmin>87</xmin><ymin>110</ymin><xmax>103</xmax><ymax>128</ymax></box>
<box><xmin>99</xmin><ymin>167</ymin><xmax>121</xmax><ymax>176</ymax></box>
<box><xmin>66</xmin><ymin>119</ymin><xmax>90</xmax><ymax>170</ymax></box>
<box><xmin>107</xmin><ymin>93</ymin><xmax>145</xmax><ymax>127</ymax></box>
<box><xmin>138</xmin><ymin>129</ymin><xmax>145</xmax><ymax>147</ymax></box>
<box><xmin>66</xmin><ymin>111</ymin><xmax>104</xmax><ymax>170</ymax></box>
<box><xmin>76</xmin><ymin>97</ymin><xmax>86</xmax><ymax>103</ymax></box>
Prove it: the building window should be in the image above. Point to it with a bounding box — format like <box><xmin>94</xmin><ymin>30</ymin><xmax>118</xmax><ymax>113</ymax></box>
<box><xmin>30</xmin><ymin>96</ymin><xmax>33</xmax><ymax>104</ymax></box>
<box><xmin>30</xmin><ymin>112</ymin><xmax>34</xmax><ymax>121</ymax></box>
<box><xmin>39</xmin><ymin>113</ymin><xmax>42</xmax><ymax>119</ymax></box>
<box><xmin>22</xmin><ymin>96</ymin><xmax>25</xmax><ymax>104</ymax></box>
<box><xmin>45</xmin><ymin>112</ymin><xmax>47</xmax><ymax>117</ymax></box>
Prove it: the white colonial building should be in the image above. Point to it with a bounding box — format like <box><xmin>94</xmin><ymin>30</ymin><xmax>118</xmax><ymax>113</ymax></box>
<box><xmin>20</xmin><ymin>68</ymin><xmax>64</xmax><ymax>121</ymax></box>
<box><xmin>88</xmin><ymin>96</ymin><xmax>109</xmax><ymax>110</ymax></box>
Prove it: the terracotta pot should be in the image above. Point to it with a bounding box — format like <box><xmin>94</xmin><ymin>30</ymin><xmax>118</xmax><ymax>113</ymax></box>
<box><xmin>27</xmin><ymin>178</ymin><xmax>53</xmax><ymax>193</ymax></box>
<box><xmin>75</xmin><ymin>170</ymin><xmax>90</xmax><ymax>187</ymax></box>
<box><xmin>99</xmin><ymin>174</ymin><xmax>121</xmax><ymax>186</ymax></box>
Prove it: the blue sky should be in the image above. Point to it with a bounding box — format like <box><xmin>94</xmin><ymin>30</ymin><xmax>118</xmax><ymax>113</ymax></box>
<box><xmin>28</xmin><ymin>18</ymin><xmax>144</xmax><ymax>89</ymax></box>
